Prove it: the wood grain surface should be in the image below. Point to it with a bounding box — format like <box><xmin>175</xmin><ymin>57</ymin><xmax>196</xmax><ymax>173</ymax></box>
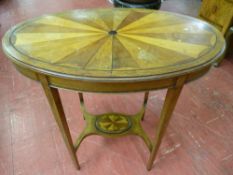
<box><xmin>2</xmin><ymin>8</ymin><xmax>225</xmax><ymax>81</ymax></box>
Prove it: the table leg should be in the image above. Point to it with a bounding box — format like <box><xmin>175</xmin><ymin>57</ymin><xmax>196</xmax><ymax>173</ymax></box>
<box><xmin>147</xmin><ymin>76</ymin><xmax>186</xmax><ymax>170</ymax></box>
<box><xmin>142</xmin><ymin>92</ymin><xmax>149</xmax><ymax>121</ymax></box>
<box><xmin>78</xmin><ymin>93</ymin><xmax>85</xmax><ymax>120</ymax></box>
<box><xmin>38</xmin><ymin>75</ymin><xmax>80</xmax><ymax>170</ymax></box>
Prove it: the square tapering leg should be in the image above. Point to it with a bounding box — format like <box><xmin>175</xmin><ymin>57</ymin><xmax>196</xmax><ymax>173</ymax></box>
<box><xmin>147</xmin><ymin>76</ymin><xmax>186</xmax><ymax>170</ymax></box>
<box><xmin>39</xmin><ymin>75</ymin><xmax>80</xmax><ymax>170</ymax></box>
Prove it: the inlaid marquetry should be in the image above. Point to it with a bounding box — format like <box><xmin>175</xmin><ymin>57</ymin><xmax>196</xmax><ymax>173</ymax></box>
<box><xmin>2</xmin><ymin>8</ymin><xmax>226</xmax><ymax>171</ymax></box>
<box><xmin>95</xmin><ymin>114</ymin><xmax>132</xmax><ymax>134</ymax></box>
<box><xmin>3</xmin><ymin>8</ymin><xmax>225</xmax><ymax>81</ymax></box>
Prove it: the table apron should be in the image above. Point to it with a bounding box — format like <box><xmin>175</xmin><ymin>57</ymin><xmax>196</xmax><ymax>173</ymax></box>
<box><xmin>14</xmin><ymin>63</ymin><xmax>211</xmax><ymax>93</ymax></box>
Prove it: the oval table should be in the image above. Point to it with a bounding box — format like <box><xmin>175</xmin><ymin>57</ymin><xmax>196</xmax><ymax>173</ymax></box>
<box><xmin>2</xmin><ymin>8</ymin><xmax>225</xmax><ymax>171</ymax></box>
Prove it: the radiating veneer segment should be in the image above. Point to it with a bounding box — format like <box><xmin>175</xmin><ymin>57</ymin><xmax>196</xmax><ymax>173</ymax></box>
<box><xmin>3</xmin><ymin>8</ymin><xmax>225</xmax><ymax>81</ymax></box>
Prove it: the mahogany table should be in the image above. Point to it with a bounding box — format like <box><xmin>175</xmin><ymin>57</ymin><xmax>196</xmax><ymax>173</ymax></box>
<box><xmin>2</xmin><ymin>8</ymin><xmax>225</xmax><ymax>171</ymax></box>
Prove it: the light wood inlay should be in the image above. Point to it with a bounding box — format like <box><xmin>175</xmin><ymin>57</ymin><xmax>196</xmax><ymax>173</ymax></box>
<box><xmin>2</xmin><ymin>8</ymin><xmax>226</xmax><ymax>171</ymax></box>
<box><xmin>3</xmin><ymin>8</ymin><xmax>225</xmax><ymax>81</ymax></box>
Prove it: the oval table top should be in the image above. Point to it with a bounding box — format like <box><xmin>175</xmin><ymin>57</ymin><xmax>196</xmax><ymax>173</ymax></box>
<box><xmin>2</xmin><ymin>8</ymin><xmax>225</xmax><ymax>83</ymax></box>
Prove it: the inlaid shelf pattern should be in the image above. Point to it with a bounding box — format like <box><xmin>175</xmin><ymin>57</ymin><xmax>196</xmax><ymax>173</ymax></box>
<box><xmin>74</xmin><ymin>92</ymin><xmax>152</xmax><ymax>153</ymax></box>
<box><xmin>2</xmin><ymin>8</ymin><xmax>225</xmax><ymax>171</ymax></box>
<box><xmin>95</xmin><ymin>114</ymin><xmax>131</xmax><ymax>134</ymax></box>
